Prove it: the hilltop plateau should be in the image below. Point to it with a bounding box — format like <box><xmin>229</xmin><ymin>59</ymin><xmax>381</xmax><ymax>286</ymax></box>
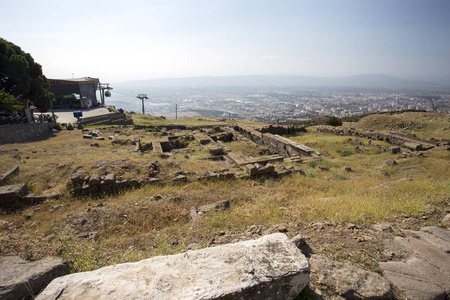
<box><xmin>0</xmin><ymin>111</ymin><xmax>449</xmax><ymax>299</ymax></box>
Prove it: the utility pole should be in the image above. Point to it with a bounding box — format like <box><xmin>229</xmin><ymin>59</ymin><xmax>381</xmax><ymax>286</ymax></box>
<box><xmin>175</xmin><ymin>103</ymin><xmax>178</xmax><ymax>119</ymax></box>
<box><xmin>137</xmin><ymin>94</ymin><xmax>148</xmax><ymax>115</ymax></box>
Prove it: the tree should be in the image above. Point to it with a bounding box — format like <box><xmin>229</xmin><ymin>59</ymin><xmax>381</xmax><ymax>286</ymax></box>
<box><xmin>326</xmin><ymin>116</ymin><xmax>343</xmax><ymax>127</ymax></box>
<box><xmin>0</xmin><ymin>89</ymin><xmax>23</xmax><ymax>113</ymax></box>
<box><xmin>0</xmin><ymin>38</ymin><xmax>50</xmax><ymax>112</ymax></box>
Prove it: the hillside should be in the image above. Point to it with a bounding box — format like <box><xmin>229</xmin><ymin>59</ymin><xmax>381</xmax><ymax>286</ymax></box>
<box><xmin>0</xmin><ymin>112</ymin><xmax>449</xmax><ymax>299</ymax></box>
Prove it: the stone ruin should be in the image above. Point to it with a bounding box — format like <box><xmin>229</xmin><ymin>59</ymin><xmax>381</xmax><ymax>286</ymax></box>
<box><xmin>65</xmin><ymin>124</ymin><xmax>317</xmax><ymax>197</ymax></box>
<box><xmin>316</xmin><ymin>125</ymin><xmax>443</xmax><ymax>151</ymax></box>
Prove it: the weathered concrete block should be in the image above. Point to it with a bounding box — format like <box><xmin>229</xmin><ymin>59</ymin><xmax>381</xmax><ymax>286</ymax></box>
<box><xmin>37</xmin><ymin>233</ymin><xmax>309</xmax><ymax>300</ymax></box>
<box><xmin>0</xmin><ymin>256</ymin><xmax>68</xmax><ymax>300</ymax></box>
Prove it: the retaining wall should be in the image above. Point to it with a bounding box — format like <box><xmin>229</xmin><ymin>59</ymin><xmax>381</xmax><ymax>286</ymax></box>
<box><xmin>234</xmin><ymin>125</ymin><xmax>315</xmax><ymax>157</ymax></box>
<box><xmin>316</xmin><ymin>126</ymin><xmax>435</xmax><ymax>150</ymax></box>
<box><xmin>80</xmin><ymin>112</ymin><xmax>133</xmax><ymax>126</ymax></box>
<box><xmin>0</xmin><ymin>123</ymin><xmax>51</xmax><ymax>145</ymax></box>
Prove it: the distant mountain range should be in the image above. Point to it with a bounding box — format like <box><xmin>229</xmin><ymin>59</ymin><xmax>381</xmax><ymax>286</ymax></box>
<box><xmin>115</xmin><ymin>74</ymin><xmax>441</xmax><ymax>89</ymax></box>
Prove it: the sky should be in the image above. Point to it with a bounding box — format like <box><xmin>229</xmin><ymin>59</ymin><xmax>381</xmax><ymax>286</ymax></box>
<box><xmin>1</xmin><ymin>0</ymin><xmax>450</xmax><ymax>83</ymax></box>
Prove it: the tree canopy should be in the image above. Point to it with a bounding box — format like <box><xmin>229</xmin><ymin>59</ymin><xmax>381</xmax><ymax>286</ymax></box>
<box><xmin>0</xmin><ymin>38</ymin><xmax>50</xmax><ymax>112</ymax></box>
<box><xmin>0</xmin><ymin>89</ymin><xmax>23</xmax><ymax>113</ymax></box>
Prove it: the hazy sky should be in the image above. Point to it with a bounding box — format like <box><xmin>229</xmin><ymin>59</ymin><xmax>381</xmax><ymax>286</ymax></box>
<box><xmin>1</xmin><ymin>0</ymin><xmax>450</xmax><ymax>83</ymax></box>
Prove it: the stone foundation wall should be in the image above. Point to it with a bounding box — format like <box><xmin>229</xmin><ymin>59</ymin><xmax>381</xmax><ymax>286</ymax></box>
<box><xmin>259</xmin><ymin>125</ymin><xmax>306</xmax><ymax>135</ymax></box>
<box><xmin>0</xmin><ymin>123</ymin><xmax>51</xmax><ymax>145</ymax></box>
<box><xmin>234</xmin><ymin>125</ymin><xmax>315</xmax><ymax>157</ymax></box>
<box><xmin>316</xmin><ymin>126</ymin><xmax>436</xmax><ymax>150</ymax></box>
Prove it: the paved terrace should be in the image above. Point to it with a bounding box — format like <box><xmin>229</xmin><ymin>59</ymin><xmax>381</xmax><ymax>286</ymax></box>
<box><xmin>35</xmin><ymin>107</ymin><xmax>113</xmax><ymax>124</ymax></box>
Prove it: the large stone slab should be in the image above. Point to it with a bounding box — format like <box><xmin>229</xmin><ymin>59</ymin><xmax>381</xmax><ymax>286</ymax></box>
<box><xmin>310</xmin><ymin>255</ymin><xmax>392</xmax><ymax>299</ymax></box>
<box><xmin>0</xmin><ymin>256</ymin><xmax>69</xmax><ymax>300</ymax></box>
<box><xmin>421</xmin><ymin>226</ymin><xmax>450</xmax><ymax>243</ymax></box>
<box><xmin>38</xmin><ymin>233</ymin><xmax>310</xmax><ymax>300</ymax></box>
<box><xmin>380</xmin><ymin>261</ymin><xmax>446</xmax><ymax>300</ymax></box>
<box><xmin>392</xmin><ymin>236</ymin><xmax>450</xmax><ymax>282</ymax></box>
<box><xmin>382</xmin><ymin>227</ymin><xmax>450</xmax><ymax>299</ymax></box>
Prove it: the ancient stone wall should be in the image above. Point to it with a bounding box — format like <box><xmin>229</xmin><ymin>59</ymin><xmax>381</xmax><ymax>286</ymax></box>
<box><xmin>259</xmin><ymin>125</ymin><xmax>306</xmax><ymax>135</ymax></box>
<box><xmin>134</xmin><ymin>125</ymin><xmax>187</xmax><ymax>130</ymax></box>
<box><xmin>234</xmin><ymin>125</ymin><xmax>314</xmax><ymax>157</ymax></box>
<box><xmin>0</xmin><ymin>123</ymin><xmax>51</xmax><ymax>145</ymax></box>
<box><xmin>316</xmin><ymin>126</ymin><xmax>435</xmax><ymax>150</ymax></box>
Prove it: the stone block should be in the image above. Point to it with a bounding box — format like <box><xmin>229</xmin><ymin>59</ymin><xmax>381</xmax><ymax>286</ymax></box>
<box><xmin>0</xmin><ymin>184</ymin><xmax>28</xmax><ymax>205</ymax></box>
<box><xmin>70</xmin><ymin>173</ymin><xmax>83</xmax><ymax>186</ymax></box>
<box><xmin>246</xmin><ymin>164</ymin><xmax>258</xmax><ymax>176</ymax></box>
<box><xmin>403</xmin><ymin>142</ymin><xmax>422</xmax><ymax>151</ymax></box>
<box><xmin>258</xmin><ymin>163</ymin><xmax>275</xmax><ymax>175</ymax></box>
<box><xmin>197</xmin><ymin>200</ymin><xmax>230</xmax><ymax>214</ymax></box>
<box><xmin>37</xmin><ymin>233</ymin><xmax>309</xmax><ymax>300</ymax></box>
<box><xmin>389</xmin><ymin>146</ymin><xmax>401</xmax><ymax>154</ymax></box>
<box><xmin>318</xmin><ymin>165</ymin><xmax>330</xmax><ymax>171</ymax></box>
<box><xmin>88</xmin><ymin>174</ymin><xmax>101</xmax><ymax>186</ymax></box>
<box><xmin>99</xmin><ymin>183</ymin><xmax>112</xmax><ymax>193</ymax></box>
<box><xmin>171</xmin><ymin>175</ymin><xmax>188</xmax><ymax>183</ymax></box>
<box><xmin>0</xmin><ymin>256</ymin><xmax>68</xmax><ymax>300</ymax></box>
<box><xmin>0</xmin><ymin>166</ymin><xmax>19</xmax><ymax>186</ymax></box>
<box><xmin>129</xmin><ymin>178</ymin><xmax>139</xmax><ymax>187</ymax></box>
<box><xmin>115</xmin><ymin>179</ymin><xmax>129</xmax><ymax>190</ymax></box>
<box><xmin>208</xmin><ymin>147</ymin><xmax>225</xmax><ymax>156</ymax></box>
<box><xmin>103</xmin><ymin>173</ymin><xmax>116</xmax><ymax>184</ymax></box>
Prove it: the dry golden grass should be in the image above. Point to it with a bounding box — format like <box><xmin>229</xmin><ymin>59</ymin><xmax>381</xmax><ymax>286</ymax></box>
<box><xmin>349</xmin><ymin>111</ymin><xmax>450</xmax><ymax>139</ymax></box>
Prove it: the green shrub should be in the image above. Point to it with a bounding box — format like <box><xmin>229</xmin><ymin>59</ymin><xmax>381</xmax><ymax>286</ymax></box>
<box><xmin>326</xmin><ymin>116</ymin><xmax>343</xmax><ymax>127</ymax></box>
<box><xmin>336</xmin><ymin>149</ymin><xmax>353</xmax><ymax>157</ymax></box>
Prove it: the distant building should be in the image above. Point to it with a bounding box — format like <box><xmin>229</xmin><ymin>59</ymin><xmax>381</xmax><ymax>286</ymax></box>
<box><xmin>48</xmin><ymin>77</ymin><xmax>100</xmax><ymax>109</ymax></box>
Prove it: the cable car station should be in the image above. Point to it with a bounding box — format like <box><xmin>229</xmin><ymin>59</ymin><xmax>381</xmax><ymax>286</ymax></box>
<box><xmin>48</xmin><ymin>77</ymin><xmax>112</xmax><ymax>109</ymax></box>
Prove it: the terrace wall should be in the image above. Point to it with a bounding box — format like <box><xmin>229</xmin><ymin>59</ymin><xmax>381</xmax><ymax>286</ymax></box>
<box><xmin>233</xmin><ymin>125</ymin><xmax>314</xmax><ymax>157</ymax></box>
<box><xmin>316</xmin><ymin>126</ymin><xmax>436</xmax><ymax>150</ymax></box>
<box><xmin>0</xmin><ymin>123</ymin><xmax>51</xmax><ymax>145</ymax></box>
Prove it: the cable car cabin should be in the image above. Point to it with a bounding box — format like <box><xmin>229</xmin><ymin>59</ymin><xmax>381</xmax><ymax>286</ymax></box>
<box><xmin>105</xmin><ymin>91</ymin><xmax>111</xmax><ymax>97</ymax></box>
